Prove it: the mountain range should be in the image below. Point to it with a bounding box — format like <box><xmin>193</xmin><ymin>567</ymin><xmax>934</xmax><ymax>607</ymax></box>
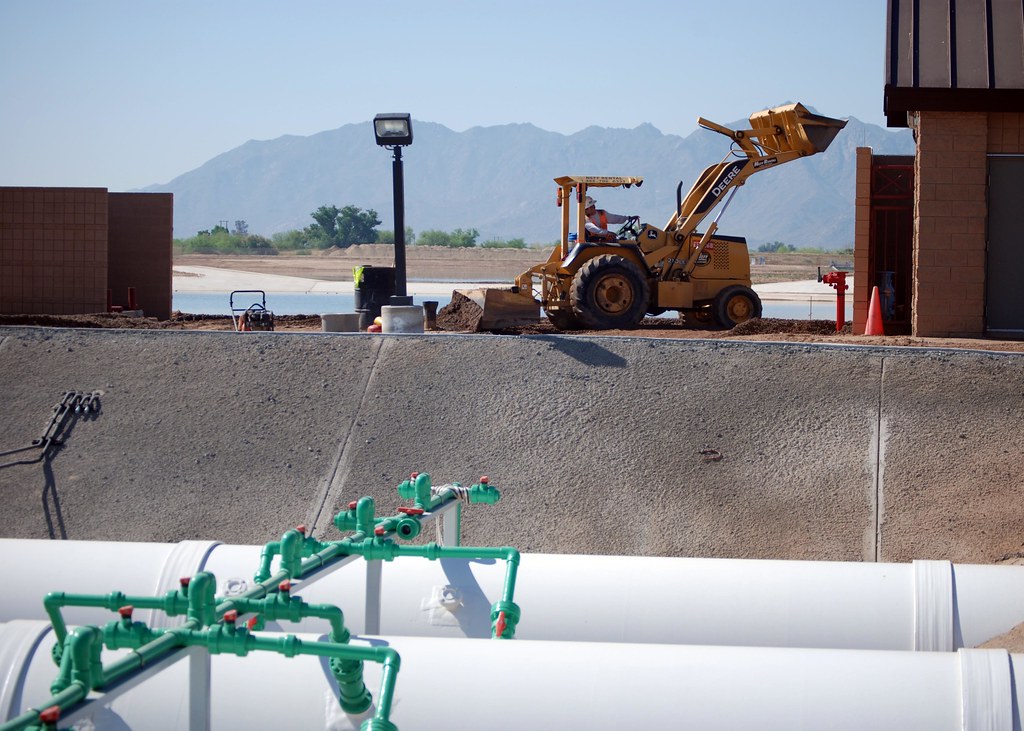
<box><xmin>144</xmin><ymin>109</ymin><xmax>914</xmax><ymax>249</ymax></box>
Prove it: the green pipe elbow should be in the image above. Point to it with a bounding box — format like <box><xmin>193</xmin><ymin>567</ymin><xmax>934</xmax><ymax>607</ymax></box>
<box><xmin>279</xmin><ymin>529</ymin><xmax>304</xmax><ymax>578</ymax></box>
<box><xmin>316</xmin><ymin>604</ymin><xmax>350</xmax><ymax>644</ymax></box>
<box><xmin>355</xmin><ymin>497</ymin><xmax>376</xmax><ymax>535</ymax></box>
<box><xmin>42</xmin><ymin>593</ymin><xmax>69</xmax><ymax>660</ymax></box>
<box><xmin>186</xmin><ymin>572</ymin><xmax>217</xmax><ymax>627</ymax></box>
<box><xmin>50</xmin><ymin>626</ymin><xmax>102</xmax><ymax>694</ymax></box>
<box><xmin>413</xmin><ymin>472</ymin><xmax>432</xmax><ymax>508</ymax></box>
<box><xmin>396</xmin><ymin>472</ymin><xmax>432</xmax><ymax>509</ymax></box>
<box><xmin>254</xmin><ymin>540</ymin><xmax>281</xmax><ymax>583</ymax></box>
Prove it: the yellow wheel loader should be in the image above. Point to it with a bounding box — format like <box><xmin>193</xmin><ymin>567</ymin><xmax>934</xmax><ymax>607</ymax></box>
<box><xmin>457</xmin><ymin>103</ymin><xmax>847</xmax><ymax>331</ymax></box>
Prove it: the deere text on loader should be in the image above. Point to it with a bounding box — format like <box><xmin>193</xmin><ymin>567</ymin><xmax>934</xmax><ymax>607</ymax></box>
<box><xmin>456</xmin><ymin>103</ymin><xmax>847</xmax><ymax>331</ymax></box>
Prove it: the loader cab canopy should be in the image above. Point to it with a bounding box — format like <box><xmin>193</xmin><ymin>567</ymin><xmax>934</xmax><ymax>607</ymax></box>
<box><xmin>554</xmin><ymin>175</ymin><xmax>644</xmax><ymax>189</ymax></box>
<box><xmin>555</xmin><ymin>175</ymin><xmax>644</xmax><ymax>257</ymax></box>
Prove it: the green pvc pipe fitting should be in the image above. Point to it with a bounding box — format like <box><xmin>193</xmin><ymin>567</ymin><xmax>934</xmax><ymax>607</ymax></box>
<box><xmin>331</xmin><ymin>656</ymin><xmax>372</xmax><ymax>713</ymax></box>
<box><xmin>394</xmin><ymin>516</ymin><xmax>421</xmax><ymax>540</ymax></box>
<box><xmin>335</xmin><ymin>498</ymin><xmax>377</xmax><ymax>537</ymax></box>
<box><xmin>186</xmin><ymin>572</ymin><xmax>217</xmax><ymax>627</ymax></box>
<box><xmin>396</xmin><ymin>476</ymin><xmax>416</xmax><ymax>502</ymax></box>
<box><xmin>490</xmin><ymin>600</ymin><xmax>522</xmax><ymax>639</ymax></box>
<box><xmin>103</xmin><ymin>611</ymin><xmax>162</xmax><ymax>650</ymax></box>
<box><xmin>468</xmin><ymin>480</ymin><xmax>500</xmax><ymax>504</ymax></box>
<box><xmin>334</xmin><ymin>506</ymin><xmax>359</xmax><ymax>533</ymax></box>
<box><xmin>375</xmin><ymin>515</ymin><xmax>422</xmax><ymax>541</ymax></box>
<box><xmin>396</xmin><ymin>472</ymin><xmax>432</xmax><ymax>510</ymax></box>
<box><xmin>279</xmin><ymin>528</ymin><xmax>304</xmax><ymax>578</ymax></box>
<box><xmin>50</xmin><ymin>626</ymin><xmax>102</xmax><ymax>695</ymax></box>
<box><xmin>355</xmin><ymin>496</ymin><xmax>376</xmax><ymax>535</ymax></box>
<box><xmin>254</xmin><ymin>540</ymin><xmax>281</xmax><ymax>583</ymax></box>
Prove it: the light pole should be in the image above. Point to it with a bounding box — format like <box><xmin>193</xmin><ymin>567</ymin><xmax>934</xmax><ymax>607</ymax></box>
<box><xmin>373</xmin><ymin>113</ymin><xmax>414</xmax><ymax>306</ymax></box>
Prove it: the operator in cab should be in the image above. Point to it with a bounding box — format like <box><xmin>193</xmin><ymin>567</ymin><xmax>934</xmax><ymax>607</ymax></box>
<box><xmin>584</xmin><ymin>196</ymin><xmax>635</xmax><ymax>242</ymax></box>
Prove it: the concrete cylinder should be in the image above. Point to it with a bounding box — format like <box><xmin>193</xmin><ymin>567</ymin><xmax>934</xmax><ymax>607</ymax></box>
<box><xmin>380</xmin><ymin>305</ymin><xmax>424</xmax><ymax>334</ymax></box>
<box><xmin>320</xmin><ymin>313</ymin><xmax>361</xmax><ymax>333</ymax></box>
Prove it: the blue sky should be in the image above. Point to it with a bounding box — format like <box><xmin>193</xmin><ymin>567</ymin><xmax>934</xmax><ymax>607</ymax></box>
<box><xmin>1</xmin><ymin>0</ymin><xmax>888</xmax><ymax>191</ymax></box>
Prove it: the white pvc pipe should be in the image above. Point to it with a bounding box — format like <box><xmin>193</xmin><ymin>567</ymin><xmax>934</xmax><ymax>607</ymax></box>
<box><xmin>1</xmin><ymin>620</ymin><xmax>1021</xmax><ymax>730</ymax></box>
<box><xmin>3</xmin><ymin>539</ymin><xmax>1024</xmax><ymax>651</ymax></box>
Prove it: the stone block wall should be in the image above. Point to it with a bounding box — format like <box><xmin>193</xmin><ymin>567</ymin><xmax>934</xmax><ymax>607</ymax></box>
<box><xmin>0</xmin><ymin>187</ymin><xmax>173</xmax><ymax>319</ymax></box>
<box><xmin>108</xmin><ymin>193</ymin><xmax>173</xmax><ymax>319</ymax></box>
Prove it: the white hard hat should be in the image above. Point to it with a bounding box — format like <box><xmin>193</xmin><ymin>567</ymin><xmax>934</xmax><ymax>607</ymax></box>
<box><xmin>585</xmin><ymin>196</ymin><xmax>596</xmax><ymax>208</ymax></box>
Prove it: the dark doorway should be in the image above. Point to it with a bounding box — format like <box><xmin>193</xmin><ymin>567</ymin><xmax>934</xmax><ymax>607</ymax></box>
<box><xmin>986</xmin><ymin>156</ymin><xmax>1024</xmax><ymax>338</ymax></box>
<box><xmin>869</xmin><ymin>156</ymin><xmax>914</xmax><ymax>335</ymax></box>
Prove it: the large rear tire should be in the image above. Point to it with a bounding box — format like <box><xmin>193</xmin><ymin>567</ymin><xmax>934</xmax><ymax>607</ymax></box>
<box><xmin>713</xmin><ymin>285</ymin><xmax>762</xmax><ymax>328</ymax></box>
<box><xmin>570</xmin><ymin>254</ymin><xmax>650</xmax><ymax>330</ymax></box>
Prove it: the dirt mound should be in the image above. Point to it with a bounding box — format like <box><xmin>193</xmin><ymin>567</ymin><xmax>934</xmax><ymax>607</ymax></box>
<box><xmin>436</xmin><ymin>292</ymin><xmax>485</xmax><ymax>331</ymax></box>
<box><xmin>730</xmin><ymin>318</ymin><xmax>852</xmax><ymax>336</ymax></box>
<box><xmin>0</xmin><ymin>312</ymin><xmax>324</xmax><ymax>332</ymax></box>
<box><xmin>0</xmin><ymin>313</ymin><xmax>170</xmax><ymax>329</ymax></box>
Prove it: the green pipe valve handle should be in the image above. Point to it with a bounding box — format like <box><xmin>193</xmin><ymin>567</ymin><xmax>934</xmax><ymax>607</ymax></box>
<box><xmin>490</xmin><ymin>600</ymin><xmax>521</xmax><ymax>639</ymax></box>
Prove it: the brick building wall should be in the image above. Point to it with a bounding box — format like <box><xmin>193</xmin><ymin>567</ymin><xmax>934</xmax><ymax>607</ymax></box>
<box><xmin>912</xmin><ymin>111</ymin><xmax>988</xmax><ymax>337</ymax></box>
<box><xmin>853</xmin><ymin>148</ymin><xmax>872</xmax><ymax>334</ymax></box>
<box><xmin>108</xmin><ymin>193</ymin><xmax>173</xmax><ymax>320</ymax></box>
<box><xmin>0</xmin><ymin>188</ymin><xmax>108</xmax><ymax>315</ymax></box>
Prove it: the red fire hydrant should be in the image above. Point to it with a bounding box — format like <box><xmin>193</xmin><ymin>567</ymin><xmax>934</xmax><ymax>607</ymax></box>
<box><xmin>819</xmin><ymin>269</ymin><xmax>848</xmax><ymax>333</ymax></box>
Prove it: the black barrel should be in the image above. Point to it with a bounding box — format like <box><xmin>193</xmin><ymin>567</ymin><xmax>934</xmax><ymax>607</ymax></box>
<box><xmin>354</xmin><ymin>266</ymin><xmax>395</xmax><ymax>328</ymax></box>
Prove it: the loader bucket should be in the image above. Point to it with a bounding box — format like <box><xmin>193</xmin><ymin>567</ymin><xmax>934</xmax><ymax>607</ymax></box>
<box><xmin>749</xmin><ymin>103</ymin><xmax>848</xmax><ymax>157</ymax></box>
<box><xmin>446</xmin><ymin>288</ymin><xmax>540</xmax><ymax>331</ymax></box>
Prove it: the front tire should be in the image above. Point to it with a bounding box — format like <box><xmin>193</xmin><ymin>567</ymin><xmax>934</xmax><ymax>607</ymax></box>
<box><xmin>570</xmin><ymin>254</ymin><xmax>650</xmax><ymax>330</ymax></box>
<box><xmin>713</xmin><ymin>285</ymin><xmax>762</xmax><ymax>328</ymax></box>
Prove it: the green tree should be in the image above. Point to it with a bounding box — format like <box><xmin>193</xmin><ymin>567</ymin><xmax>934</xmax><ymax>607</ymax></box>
<box><xmin>449</xmin><ymin>228</ymin><xmax>479</xmax><ymax>248</ymax></box>
<box><xmin>309</xmin><ymin>205</ymin><xmax>340</xmax><ymax>247</ymax></box>
<box><xmin>757</xmin><ymin>240</ymin><xmax>796</xmax><ymax>253</ymax></box>
<box><xmin>417</xmin><ymin>228</ymin><xmax>479</xmax><ymax>248</ymax></box>
<box><xmin>307</xmin><ymin>204</ymin><xmax>381</xmax><ymax>248</ymax></box>
<box><xmin>336</xmin><ymin>205</ymin><xmax>381</xmax><ymax>247</ymax></box>
<box><xmin>416</xmin><ymin>229</ymin><xmax>453</xmax><ymax>247</ymax></box>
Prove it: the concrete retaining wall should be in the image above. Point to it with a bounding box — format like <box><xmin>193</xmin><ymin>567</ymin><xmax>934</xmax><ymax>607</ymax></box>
<box><xmin>0</xmin><ymin>327</ymin><xmax>1020</xmax><ymax>563</ymax></box>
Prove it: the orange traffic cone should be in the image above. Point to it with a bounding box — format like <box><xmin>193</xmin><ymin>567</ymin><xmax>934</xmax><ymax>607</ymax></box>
<box><xmin>865</xmin><ymin>286</ymin><xmax>884</xmax><ymax>336</ymax></box>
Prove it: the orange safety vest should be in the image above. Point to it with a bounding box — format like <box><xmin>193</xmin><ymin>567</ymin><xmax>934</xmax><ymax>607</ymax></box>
<box><xmin>588</xmin><ymin>210</ymin><xmax>608</xmax><ymax>230</ymax></box>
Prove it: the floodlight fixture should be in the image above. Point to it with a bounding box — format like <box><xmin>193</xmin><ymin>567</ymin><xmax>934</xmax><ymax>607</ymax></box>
<box><xmin>373</xmin><ymin>113</ymin><xmax>413</xmax><ymax>147</ymax></box>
